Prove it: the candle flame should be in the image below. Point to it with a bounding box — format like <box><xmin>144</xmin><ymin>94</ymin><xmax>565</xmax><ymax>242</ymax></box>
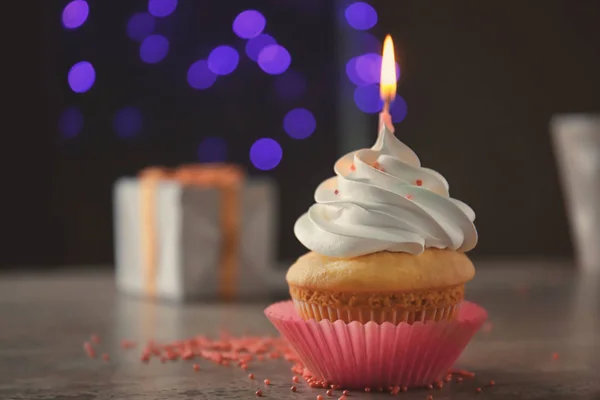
<box><xmin>380</xmin><ymin>35</ymin><xmax>397</xmax><ymax>102</ymax></box>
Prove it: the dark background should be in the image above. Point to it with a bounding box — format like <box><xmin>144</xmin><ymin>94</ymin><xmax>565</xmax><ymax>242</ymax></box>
<box><xmin>4</xmin><ymin>0</ymin><xmax>600</xmax><ymax>268</ymax></box>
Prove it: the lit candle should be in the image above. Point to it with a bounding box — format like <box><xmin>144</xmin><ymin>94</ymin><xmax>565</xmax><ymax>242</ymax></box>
<box><xmin>380</xmin><ymin>34</ymin><xmax>397</xmax><ymax>132</ymax></box>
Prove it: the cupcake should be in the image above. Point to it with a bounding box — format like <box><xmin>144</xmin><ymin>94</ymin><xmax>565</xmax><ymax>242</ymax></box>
<box><xmin>287</xmin><ymin>118</ymin><xmax>478</xmax><ymax>324</ymax></box>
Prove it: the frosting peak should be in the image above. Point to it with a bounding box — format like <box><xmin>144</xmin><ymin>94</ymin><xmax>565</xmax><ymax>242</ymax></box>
<box><xmin>294</xmin><ymin>118</ymin><xmax>477</xmax><ymax>258</ymax></box>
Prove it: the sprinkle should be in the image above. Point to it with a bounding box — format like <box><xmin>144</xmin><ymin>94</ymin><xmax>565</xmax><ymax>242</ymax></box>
<box><xmin>401</xmin><ymin>386</ymin><xmax>408</xmax><ymax>392</ymax></box>
<box><xmin>83</xmin><ymin>342</ymin><xmax>96</xmax><ymax>358</ymax></box>
<box><xmin>264</xmin><ymin>379</ymin><xmax>271</xmax><ymax>386</ymax></box>
<box><xmin>193</xmin><ymin>363</ymin><xmax>200</xmax><ymax>371</ymax></box>
<box><xmin>427</xmin><ymin>384</ymin><xmax>433</xmax><ymax>389</ymax></box>
<box><xmin>90</xmin><ymin>334</ymin><xmax>100</xmax><ymax>344</ymax></box>
<box><xmin>342</xmin><ymin>390</ymin><xmax>349</xmax><ymax>396</ymax></box>
<box><xmin>364</xmin><ymin>387</ymin><xmax>371</xmax><ymax>393</ymax></box>
<box><xmin>338</xmin><ymin>396</ymin><xmax>346</xmax><ymax>400</ymax></box>
<box><xmin>406</xmin><ymin>194</ymin><xmax>413</xmax><ymax>200</ymax></box>
<box><xmin>322</xmin><ymin>382</ymin><xmax>329</xmax><ymax>389</ymax></box>
<box><xmin>120</xmin><ymin>340</ymin><xmax>136</xmax><ymax>349</ymax></box>
<box><xmin>444</xmin><ymin>375</ymin><xmax>452</xmax><ymax>383</ymax></box>
<box><xmin>331</xmin><ymin>385</ymin><xmax>341</xmax><ymax>390</ymax></box>
<box><xmin>292</xmin><ymin>376</ymin><xmax>299</xmax><ymax>383</ymax></box>
<box><xmin>317</xmin><ymin>396</ymin><xmax>324</xmax><ymax>400</ymax></box>
<box><xmin>248</xmin><ymin>373</ymin><xmax>255</xmax><ymax>379</ymax></box>
<box><xmin>450</xmin><ymin>369</ymin><xmax>475</xmax><ymax>378</ymax></box>
<box><xmin>476</xmin><ymin>387</ymin><xmax>482</xmax><ymax>393</ymax></box>
<box><xmin>416</xmin><ymin>179</ymin><xmax>423</xmax><ymax>186</ymax></box>
<box><xmin>427</xmin><ymin>396</ymin><xmax>433</xmax><ymax>400</ymax></box>
<box><xmin>488</xmin><ymin>380</ymin><xmax>495</xmax><ymax>387</ymax></box>
<box><xmin>310</xmin><ymin>383</ymin><xmax>320</xmax><ymax>388</ymax></box>
<box><xmin>350</xmin><ymin>164</ymin><xmax>356</xmax><ymax>171</ymax></box>
<box><xmin>256</xmin><ymin>389</ymin><xmax>263</xmax><ymax>397</ymax></box>
<box><xmin>552</xmin><ymin>352</ymin><xmax>559</xmax><ymax>360</ymax></box>
<box><xmin>372</xmin><ymin>161</ymin><xmax>385</xmax><ymax>172</ymax></box>
<box><xmin>241</xmin><ymin>364</ymin><xmax>248</xmax><ymax>370</ymax></box>
<box><xmin>291</xmin><ymin>386</ymin><xmax>297</xmax><ymax>392</ymax></box>
<box><xmin>326</xmin><ymin>389</ymin><xmax>333</xmax><ymax>396</ymax></box>
<box><xmin>102</xmin><ymin>353</ymin><xmax>109</xmax><ymax>361</ymax></box>
<box><xmin>435</xmin><ymin>381</ymin><xmax>443</xmax><ymax>389</ymax></box>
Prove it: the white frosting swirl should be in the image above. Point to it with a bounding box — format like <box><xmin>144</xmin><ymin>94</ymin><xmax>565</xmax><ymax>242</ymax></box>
<box><xmin>294</xmin><ymin>116</ymin><xmax>478</xmax><ymax>258</ymax></box>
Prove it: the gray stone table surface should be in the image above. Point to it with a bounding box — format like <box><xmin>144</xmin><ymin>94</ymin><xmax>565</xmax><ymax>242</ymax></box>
<box><xmin>1</xmin><ymin>260</ymin><xmax>600</xmax><ymax>400</ymax></box>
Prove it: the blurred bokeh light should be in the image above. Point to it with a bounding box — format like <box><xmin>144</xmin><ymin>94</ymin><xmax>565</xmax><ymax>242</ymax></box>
<box><xmin>258</xmin><ymin>44</ymin><xmax>291</xmax><ymax>75</ymax></box>
<box><xmin>390</xmin><ymin>96</ymin><xmax>408</xmax><ymax>123</ymax></box>
<box><xmin>232</xmin><ymin>10</ymin><xmax>266</xmax><ymax>39</ymax></box>
<box><xmin>344</xmin><ymin>2</ymin><xmax>378</xmax><ymax>31</ymax></box>
<box><xmin>148</xmin><ymin>0</ymin><xmax>177</xmax><ymax>18</ymax></box>
<box><xmin>139</xmin><ymin>34</ymin><xmax>169</xmax><ymax>64</ymax></box>
<box><xmin>245</xmin><ymin>34</ymin><xmax>277</xmax><ymax>62</ymax></box>
<box><xmin>283</xmin><ymin>108</ymin><xmax>316</xmax><ymax>140</ymax></box>
<box><xmin>127</xmin><ymin>12</ymin><xmax>156</xmax><ymax>42</ymax></box>
<box><xmin>250</xmin><ymin>138</ymin><xmax>283</xmax><ymax>170</ymax></box>
<box><xmin>58</xmin><ymin>107</ymin><xmax>84</xmax><ymax>138</ymax></box>
<box><xmin>187</xmin><ymin>60</ymin><xmax>217</xmax><ymax>90</ymax></box>
<box><xmin>62</xmin><ymin>0</ymin><xmax>89</xmax><ymax>29</ymax></box>
<box><xmin>113</xmin><ymin>107</ymin><xmax>142</xmax><ymax>138</ymax></box>
<box><xmin>353</xmin><ymin>84</ymin><xmax>383</xmax><ymax>113</ymax></box>
<box><xmin>68</xmin><ymin>61</ymin><xmax>95</xmax><ymax>93</ymax></box>
<box><xmin>208</xmin><ymin>46</ymin><xmax>240</xmax><ymax>76</ymax></box>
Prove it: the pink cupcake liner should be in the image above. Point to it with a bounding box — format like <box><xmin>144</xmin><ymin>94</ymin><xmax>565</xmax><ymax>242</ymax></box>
<box><xmin>265</xmin><ymin>300</ymin><xmax>487</xmax><ymax>389</ymax></box>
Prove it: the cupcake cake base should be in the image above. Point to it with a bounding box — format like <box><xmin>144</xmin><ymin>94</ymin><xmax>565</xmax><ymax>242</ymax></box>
<box><xmin>265</xmin><ymin>300</ymin><xmax>487</xmax><ymax>389</ymax></box>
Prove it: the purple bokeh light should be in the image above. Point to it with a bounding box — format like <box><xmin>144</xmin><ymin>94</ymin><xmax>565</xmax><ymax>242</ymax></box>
<box><xmin>62</xmin><ymin>0</ymin><xmax>89</xmax><ymax>29</ymax></box>
<box><xmin>232</xmin><ymin>10</ymin><xmax>266</xmax><ymax>39</ymax></box>
<box><xmin>390</xmin><ymin>96</ymin><xmax>408</xmax><ymax>123</ymax></box>
<box><xmin>207</xmin><ymin>46</ymin><xmax>239</xmax><ymax>76</ymax></box>
<box><xmin>355</xmin><ymin>53</ymin><xmax>381</xmax><ymax>85</ymax></box>
<box><xmin>250</xmin><ymin>138</ymin><xmax>283</xmax><ymax>170</ymax></box>
<box><xmin>58</xmin><ymin>107</ymin><xmax>83</xmax><ymax>138</ymax></box>
<box><xmin>139</xmin><ymin>34</ymin><xmax>169</xmax><ymax>64</ymax></box>
<box><xmin>346</xmin><ymin>57</ymin><xmax>368</xmax><ymax>86</ymax></box>
<box><xmin>347</xmin><ymin>53</ymin><xmax>401</xmax><ymax>86</ymax></box>
<box><xmin>127</xmin><ymin>12</ymin><xmax>155</xmax><ymax>42</ymax></box>
<box><xmin>68</xmin><ymin>61</ymin><xmax>95</xmax><ymax>93</ymax></box>
<box><xmin>274</xmin><ymin>69</ymin><xmax>307</xmax><ymax>101</ymax></box>
<box><xmin>353</xmin><ymin>84</ymin><xmax>383</xmax><ymax>114</ymax></box>
<box><xmin>113</xmin><ymin>107</ymin><xmax>142</xmax><ymax>138</ymax></box>
<box><xmin>245</xmin><ymin>34</ymin><xmax>276</xmax><ymax>62</ymax></box>
<box><xmin>148</xmin><ymin>0</ymin><xmax>177</xmax><ymax>17</ymax></box>
<box><xmin>283</xmin><ymin>108</ymin><xmax>316</xmax><ymax>140</ymax></box>
<box><xmin>197</xmin><ymin>137</ymin><xmax>228</xmax><ymax>163</ymax></box>
<box><xmin>345</xmin><ymin>2</ymin><xmax>378</xmax><ymax>31</ymax></box>
<box><xmin>357</xmin><ymin>32</ymin><xmax>381</xmax><ymax>54</ymax></box>
<box><xmin>257</xmin><ymin>44</ymin><xmax>291</xmax><ymax>75</ymax></box>
<box><xmin>187</xmin><ymin>60</ymin><xmax>217</xmax><ymax>90</ymax></box>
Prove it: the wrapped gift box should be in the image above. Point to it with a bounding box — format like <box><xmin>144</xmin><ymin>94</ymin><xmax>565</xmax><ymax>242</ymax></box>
<box><xmin>113</xmin><ymin>164</ymin><xmax>277</xmax><ymax>301</ymax></box>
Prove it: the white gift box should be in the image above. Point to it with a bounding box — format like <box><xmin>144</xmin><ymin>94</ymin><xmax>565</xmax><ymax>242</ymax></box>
<box><xmin>113</xmin><ymin>173</ymin><xmax>277</xmax><ymax>301</ymax></box>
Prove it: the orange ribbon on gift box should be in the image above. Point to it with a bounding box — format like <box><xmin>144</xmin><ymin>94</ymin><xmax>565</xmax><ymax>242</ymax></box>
<box><xmin>139</xmin><ymin>164</ymin><xmax>245</xmax><ymax>301</ymax></box>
